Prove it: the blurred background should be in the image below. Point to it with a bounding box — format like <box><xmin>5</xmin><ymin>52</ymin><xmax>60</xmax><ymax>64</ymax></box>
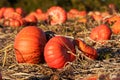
<box><xmin>0</xmin><ymin>0</ymin><xmax>120</xmax><ymax>13</ymax></box>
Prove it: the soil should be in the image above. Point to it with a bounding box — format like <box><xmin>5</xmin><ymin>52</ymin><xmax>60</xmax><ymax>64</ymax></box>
<box><xmin>0</xmin><ymin>19</ymin><xmax>120</xmax><ymax>80</ymax></box>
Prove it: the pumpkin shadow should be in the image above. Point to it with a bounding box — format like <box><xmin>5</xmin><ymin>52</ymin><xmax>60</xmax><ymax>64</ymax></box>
<box><xmin>97</xmin><ymin>47</ymin><xmax>114</xmax><ymax>60</ymax></box>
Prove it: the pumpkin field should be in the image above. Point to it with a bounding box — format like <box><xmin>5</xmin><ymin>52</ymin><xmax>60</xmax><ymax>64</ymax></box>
<box><xmin>0</xmin><ymin>6</ymin><xmax>120</xmax><ymax>80</ymax></box>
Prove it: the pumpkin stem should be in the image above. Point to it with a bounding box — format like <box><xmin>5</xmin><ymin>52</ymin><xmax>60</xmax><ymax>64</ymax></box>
<box><xmin>57</xmin><ymin>37</ymin><xmax>76</xmax><ymax>56</ymax></box>
<box><xmin>67</xmin><ymin>51</ymin><xmax>76</xmax><ymax>56</ymax></box>
<box><xmin>76</xmin><ymin>47</ymin><xmax>94</xmax><ymax>61</ymax></box>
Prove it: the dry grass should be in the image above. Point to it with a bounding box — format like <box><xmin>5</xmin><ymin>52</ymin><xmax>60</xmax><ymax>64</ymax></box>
<box><xmin>0</xmin><ymin>19</ymin><xmax>120</xmax><ymax>80</ymax></box>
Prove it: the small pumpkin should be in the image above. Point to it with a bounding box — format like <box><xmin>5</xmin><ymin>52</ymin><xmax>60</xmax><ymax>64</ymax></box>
<box><xmin>90</xmin><ymin>24</ymin><xmax>112</xmax><ymax>42</ymax></box>
<box><xmin>15</xmin><ymin>7</ymin><xmax>25</xmax><ymax>16</ymax></box>
<box><xmin>36</xmin><ymin>13</ymin><xmax>48</xmax><ymax>22</ymax></box>
<box><xmin>74</xmin><ymin>39</ymin><xmax>98</xmax><ymax>60</ymax></box>
<box><xmin>36</xmin><ymin>8</ymin><xmax>42</xmax><ymax>14</ymax></box>
<box><xmin>3</xmin><ymin>7</ymin><xmax>15</xmax><ymax>18</ymax></box>
<box><xmin>14</xmin><ymin>26</ymin><xmax>47</xmax><ymax>64</ymax></box>
<box><xmin>104</xmin><ymin>15</ymin><xmax>120</xmax><ymax>25</ymax></box>
<box><xmin>47</xmin><ymin>6</ymin><xmax>67</xmax><ymax>25</ymax></box>
<box><xmin>0</xmin><ymin>7</ymin><xmax>6</xmax><ymax>18</ymax></box>
<box><xmin>67</xmin><ymin>9</ymin><xmax>86</xmax><ymax>20</ymax></box>
<box><xmin>24</xmin><ymin>14</ymin><xmax>37</xmax><ymax>24</ymax></box>
<box><xmin>44</xmin><ymin>36</ymin><xmax>76</xmax><ymax>69</ymax></box>
<box><xmin>3</xmin><ymin>18</ymin><xmax>24</xmax><ymax>27</ymax></box>
<box><xmin>111</xmin><ymin>21</ymin><xmax>120</xmax><ymax>34</ymax></box>
<box><xmin>4</xmin><ymin>12</ymin><xmax>22</xmax><ymax>20</ymax></box>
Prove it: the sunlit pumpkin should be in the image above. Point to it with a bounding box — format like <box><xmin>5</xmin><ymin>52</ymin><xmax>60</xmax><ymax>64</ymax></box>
<box><xmin>24</xmin><ymin>14</ymin><xmax>37</xmax><ymax>24</ymax></box>
<box><xmin>111</xmin><ymin>21</ymin><xmax>120</xmax><ymax>34</ymax></box>
<box><xmin>0</xmin><ymin>7</ymin><xmax>6</xmax><ymax>18</ymax></box>
<box><xmin>14</xmin><ymin>26</ymin><xmax>47</xmax><ymax>64</ymax></box>
<box><xmin>90</xmin><ymin>24</ymin><xmax>112</xmax><ymax>43</ymax></box>
<box><xmin>15</xmin><ymin>7</ymin><xmax>25</xmax><ymax>16</ymax></box>
<box><xmin>3</xmin><ymin>18</ymin><xmax>24</xmax><ymax>27</ymax></box>
<box><xmin>44</xmin><ymin>36</ymin><xmax>76</xmax><ymax>68</ymax></box>
<box><xmin>47</xmin><ymin>6</ymin><xmax>67</xmax><ymax>25</ymax></box>
<box><xmin>104</xmin><ymin>15</ymin><xmax>120</xmax><ymax>25</ymax></box>
<box><xmin>3</xmin><ymin>7</ymin><xmax>15</xmax><ymax>18</ymax></box>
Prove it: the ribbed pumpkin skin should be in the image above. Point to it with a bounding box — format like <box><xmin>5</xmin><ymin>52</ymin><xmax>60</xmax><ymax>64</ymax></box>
<box><xmin>44</xmin><ymin>36</ymin><xmax>76</xmax><ymax>69</ymax></box>
<box><xmin>14</xmin><ymin>26</ymin><xmax>47</xmax><ymax>64</ymax></box>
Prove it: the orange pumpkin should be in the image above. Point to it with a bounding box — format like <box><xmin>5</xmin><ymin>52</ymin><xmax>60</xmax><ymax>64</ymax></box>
<box><xmin>90</xmin><ymin>24</ymin><xmax>112</xmax><ymax>42</ymax></box>
<box><xmin>74</xmin><ymin>39</ymin><xmax>98</xmax><ymax>59</ymax></box>
<box><xmin>4</xmin><ymin>12</ymin><xmax>22</xmax><ymax>20</ymax></box>
<box><xmin>111</xmin><ymin>21</ymin><xmax>120</xmax><ymax>34</ymax></box>
<box><xmin>67</xmin><ymin>9</ymin><xmax>86</xmax><ymax>20</ymax></box>
<box><xmin>36</xmin><ymin>8</ymin><xmax>42</xmax><ymax>14</ymax></box>
<box><xmin>15</xmin><ymin>7</ymin><xmax>25</xmax><ymax>16</ymax></box>
<box><xmin>3</xmin><ymin>7</ymin><xmax>15</xmax><ymax>18</ymax></box>
<box><xmin>14</xmin><ymin>26</ymin><xmax>47</xmax><ymax>64</ymax></box>
<box><xmin>0</xmin><ymin>7</ymin><xmax>6</xmax><ymax>18</ymax></box>
<box><xmin>105</xmin><ymin>15</ymin><xmax>120</xmax><ymax>24</ymax></box>
<box><xmin>92</xmin><ymin>14</ymin><xmax>103</xmax><ymax>22</ymax></box>
<box><xmin>24</xmin><ymin>14</ymin><xmax>37</xmax><ymax>24</ymax></box>
<box><xmin>84</xmin><ymin>74</ymin><xmax>98</xmax><ymax>80</ymax></box>
<box><xmin>3</xmin><ymin>18</ymin><xmax>24</xmax><ymax>27</ymax></box>
<box><xmin>36</xmin><ymin>13</ymin><xmax>48</xmax><ymax>21</ymax></box>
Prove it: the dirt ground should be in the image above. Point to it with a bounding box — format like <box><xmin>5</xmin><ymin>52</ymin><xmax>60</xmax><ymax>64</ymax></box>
<box><xmin>0</xmin><ymin>20</ymin><xmax>120</xmax><ymax>80</ymax></box>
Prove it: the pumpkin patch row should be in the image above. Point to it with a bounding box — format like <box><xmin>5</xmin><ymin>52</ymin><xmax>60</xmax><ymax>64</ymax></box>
<box><xmin>14</xmin><ymin>26</ymin><xmax>98</xmax><ymax>69</ymax></box>
<box><xmin>0</xmin><ymin>6</ymin><xmax>120</xmax><ymax>32</ymax></box>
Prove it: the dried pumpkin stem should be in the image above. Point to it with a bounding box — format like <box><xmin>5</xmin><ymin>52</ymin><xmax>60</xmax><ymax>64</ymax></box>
<box><xmin>67</xmin><ymin>51</ymin><xmax>76</xmax><ymax>56</ymax></box>
<box><xmin>76</xmin><ymin>47</ymin><xmax>94</xmax><ymax>61</ymax></box>
<box><xmin>57</xmin><ymin>36</ymin><xmax>76</xmax><ymax>56</ymax></box>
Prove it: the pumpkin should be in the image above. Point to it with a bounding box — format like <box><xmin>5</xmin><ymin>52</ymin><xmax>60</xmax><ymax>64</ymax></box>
<box><xmin>44</xmin><ymin>36</ymin><xmax>76</xmax><ymax>69</ymax></box>
<box><xmin>84</xmin><ymin>74</ymin><xmax>98</xmax><ymax>80</ymax></box>
<box><xmin>15</xmin><ymin>7</ymin><xmax>25</xmax><ymax>16</ymax></box>
<box><xmin>3</xmin><ymin>18</ymin><xmax>24</xmax><ymax>27</ymax></box>
<box><xmin>3</xmin><ymin>7</ymin><xmax>15</xmax><ymax>18</ymax></box>
<box><xmin>24</xmin><ymin>14</ymin><xmax>37</xmax><ymax>24</ymax></box>
<box><xmin>0</xmin><ymin>7</ymin><xmax>6</xmax><ymax>18</ymax></box>
<box><xmin>92</xmin><ymin>14</ymin><xmax>103</xmax><ymax>22</ymax></box>
<box><xmin>90</xmin><ymin>24</ymin><xmax>112</xmax><ymax>42</ymax></box>
<box><xmin>36</xmin><ymin>13</ymin><xmax>48</xmax><ymax>21</ymax></box>
<box><xmin>14</xmin><ymin>26</ymin><xmax>47</xmax><ymax>64</ymax></box>
<box><xmin>74</xmin><ymin>39</ymin><xmax>98</xmax><ymax>60</ymax></box>
<box><xmin>47</xmin><ymin>6</ymin><xmax>67</xmax><ymax>25</ymax></box>
<box><xmin>4</xmin><ymin>12</ymin><xmax>22</xmax><ymax>20</ymax></box>
<box><xmin>104</xmin><ymin>15</ymin><xmax>120</xmax><ymax>25</ymax></box>
<box><xmin>111</xmin><ymin>21</ymin><xmax>120</xmax><ymax>34</ymax></box>
<box><xmin>67</xmin><ymin>9</ymin><xmax>81</xmax><ymax>20</ymax></box>
<box><xmin>36</xmin><ymin>8</ymin><xmax>42</xmax><ymax>14</ymax></box>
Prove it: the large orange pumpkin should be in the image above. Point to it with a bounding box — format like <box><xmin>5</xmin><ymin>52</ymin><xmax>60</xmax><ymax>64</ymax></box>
<box><xmin>14</xmin><ymin>26</ymin><xmax>47</xmax><ymax>64</ymax></box>
<box><xmin>44</xmin><ymin>36</ymin><xmax>76</xmax><ymax>69</ymax></box>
